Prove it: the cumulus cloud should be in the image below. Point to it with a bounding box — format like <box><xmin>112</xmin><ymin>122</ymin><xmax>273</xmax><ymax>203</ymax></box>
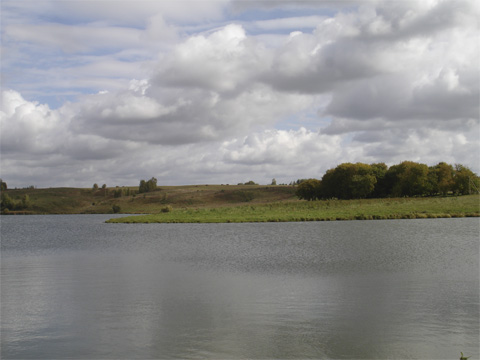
<box><xmin>0</xmin><ymin>90</ymin><xmax>61</xmax><ymax>154</ymax></box>
<box><xmin>1</xmin><ymin>0</ymin><xmax>479</xmax><ymax>188</ymax></box>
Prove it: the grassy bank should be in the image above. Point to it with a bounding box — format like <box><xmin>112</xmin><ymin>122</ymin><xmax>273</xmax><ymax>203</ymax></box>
<box><xmin>106</xmin><ymin>195</ymin><xmax>480</xmax><ymax>223</ymax></box>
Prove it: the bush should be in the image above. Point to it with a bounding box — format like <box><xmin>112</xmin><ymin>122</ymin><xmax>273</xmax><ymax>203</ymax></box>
<box><xmin>161</xmin><ymin>205</ymin><xmax>173</xmax><ymax>213</ymax></box>
<box><xmin>112</xmin><ymin>205</ymin><xmax>121</xmax><ymax>213</ymax></box>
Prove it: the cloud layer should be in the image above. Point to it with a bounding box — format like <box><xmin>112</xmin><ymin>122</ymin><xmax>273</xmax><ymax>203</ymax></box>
<box><xmin>1</xmin><ymin>0</ymin><xmax>479</xmax><ymax>187</ymax></box>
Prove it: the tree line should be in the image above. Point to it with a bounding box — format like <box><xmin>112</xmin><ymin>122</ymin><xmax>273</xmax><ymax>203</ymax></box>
<box><xmin>296</xmin><ymin>161</ymin><xmax>480</xmax><ymax>201</ymax></box>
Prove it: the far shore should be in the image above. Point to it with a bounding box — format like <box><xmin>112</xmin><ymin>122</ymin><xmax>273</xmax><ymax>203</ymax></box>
<box><xmin>1</xmin><ymin>185</ymin><xmax>478</xmax><ymax>224</ymax></box>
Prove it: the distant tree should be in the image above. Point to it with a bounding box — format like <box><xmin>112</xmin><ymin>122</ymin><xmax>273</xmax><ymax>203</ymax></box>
<box><xmin>1</xmin><ymin>192</ymin><xmax>13</xmax><ymax>212</ymax></box>
<box><xmin>139</xmin><ymin>180</ymin><xmax>146</xmax><ymax>193</ymax></box>
<box><xmin>320</xmin><ymin>163</ymin><xmax>377</xmax><ymax>199</ymax></box>
<box><xmin>271</xmin><ymin>178</ymin><xmax>277</xmax><ymax>185</ymax></box>
<box><xmin>296</xmin><ymin>179</ymin><xmax>321</xmax><ymax>201</ymax></box>
<box><xmin>453</xmin><ymin>164</ymin><xmax>479</xmax><ymax>195</ymax></box>
<box><xmin>101</xmin><ymin>184</ymin><xmax>108</xmax><ymax>196</ymax></box>
<box><xmin>426</xmin><ymin>166</ymin><xmax>439</xmax><ymax>196</ymax></box>
<box><xmin>386</xmin><ymin>161</ymin><xmax>429</xmax><ymax>197</ymax></box>
<box><xmin>435</xmin><ymin>162</ymin><xmax>455</xmax><ymax>195</ymax></box>
<box><xmin>244</xmin><ymin>180</ymin><xmax>258</xmax><ymax>185</ymax></box>
<box><xmin>21</xmin><ymin>194</ymin><xmax>31</xmax><ymax>209</ymax></box>
<box><xmin>92</xmin><ymin>183</ymin><xmax>99</xmax><ymax>191</ymax></box>
<box><xmin>0</xmin><ymin>179</ymin><xmax>7</xmax><ymax>192</ymax></box>
<box><xmin>114</xmin><ymin>188</ymin><xmax>123</xmax><ymax>198</ymax></box>
<box><xmin>370</xmin><ymin>163</ymin><xmax>388</xmax><ymax>198</ymax></box>
<box><xmin>139</xmin><ymin>177</ymin><xmax>157</xmax><ymax>193</ymax></box>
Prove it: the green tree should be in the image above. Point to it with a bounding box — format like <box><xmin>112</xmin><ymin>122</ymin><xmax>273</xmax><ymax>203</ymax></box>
<box><xmin>139</xmin><ymin>180</ymin><xmax>146</xmax><ymax>193</ymax></box>
<box><xmin>114</xmin><ymin>188</ymin><xmax>123</xmax><ymax>198</ymax></box>
<box><xmin>1</xmin><ymin>192</ymin><xmax>14</xmax><ymax>212</ymax></box>
<box><xmin>0</xmin><ymin>179</ymin><xmax>7</xmax><ymax>192</ymax></box>
<box><xmin>320</xmin><ymin>163</ymin><xmax>377</xmax><ymax>199</ymax></box>
<box><xmin>139</xmin><ymin>177</ymin><xmax>158</xmax><ymax>193</ymax></box>
<box><xmin>21</xmin><ymin>194</ymin><xmax>31</xmax><ymax>209</ymax></box>
<box><xmin>435</xmin><ymin>162</ymin><xmax>455</xmax><ymax>195</ymax></box>
<box><xmin>101</xmin><ymin>184</ymin><xmax>108</xmax><ymax>197</ymax></box>
<box><xmin>387</xmin><ymin>161</ymin><xmax>429</xmax><ymax>197</ymax></box>
<box><xmin>92</xmin><ymin>183</ymin><xmax>99</xmax><ymax>191</ymax></box>
<box><xmin>426</xmin><ymin>166</ymin><xmax>439</xmax><ymax>196</ymax></box>
<box><xmin>271</xmin><ymin>178</ymin><xmax>277</xmax><ymax>185</ymax></box>
<box><xmin>296</xmin><ymin>178</ymin><xmax>321</xmax><ymax>201</ymax></box>
<box><xmin>453</xmin><ymin>164</ymin><xmax>479</xmax><ymax>195</ymax></box>
<box><xmin>370</xmin><ymin>163</ymin><xmax>388</xmax><ymax>198</ymax></box>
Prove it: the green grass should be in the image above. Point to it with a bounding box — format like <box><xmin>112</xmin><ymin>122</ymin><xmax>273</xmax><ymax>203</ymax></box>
<box><xmin>106</xmin><ymin>195</ymin><xmax>480</xmax><ymax>223</ymax></box>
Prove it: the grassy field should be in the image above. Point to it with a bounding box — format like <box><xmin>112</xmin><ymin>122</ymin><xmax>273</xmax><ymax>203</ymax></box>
<box><xmin>107</xmin><ymin>194</ymin><xmax>480</xmax><ymax>223</ymax></box>
<box><xmin>1</xmin><ymin>184</ymin><xmax>298</xmax><ymax>214</ymax></box>
<box><xmin>2</xmin><ymin>185</ymin><xmax>479</xmax><ymax>223</ymax></box>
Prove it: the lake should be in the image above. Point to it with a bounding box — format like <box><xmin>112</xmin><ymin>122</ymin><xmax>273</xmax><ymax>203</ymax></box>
<box><xmin>1</xmin><ymin>215</ymin><xmax>478</xmax><ymax>359</ymax></box>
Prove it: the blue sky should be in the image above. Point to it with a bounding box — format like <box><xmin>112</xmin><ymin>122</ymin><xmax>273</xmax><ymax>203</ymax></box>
<box><xmin>1</xmin><ymin>0</ymin><xmax>479</xmax><ymax>188</ymax></box>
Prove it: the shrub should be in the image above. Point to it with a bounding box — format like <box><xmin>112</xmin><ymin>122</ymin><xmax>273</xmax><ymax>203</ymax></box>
<box><xmin>161</xmin><ymin>205</ymin><xmax>173</xmax><ymax>213</ymax></box>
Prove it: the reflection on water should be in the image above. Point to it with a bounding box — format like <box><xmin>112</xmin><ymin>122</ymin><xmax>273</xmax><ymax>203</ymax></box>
<box><xmin>1</xmin><ymin>215</ymin><xmax>479</xmax><ymax>359</ymax></box>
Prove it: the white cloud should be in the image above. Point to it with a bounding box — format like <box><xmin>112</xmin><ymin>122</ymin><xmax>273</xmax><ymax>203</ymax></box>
<box><xmin>0</xmin><ymin>90</ymin><xmax>61</xmax><ymax>154</ymax></box>
<box><xmin>1</xmin><ymin>0</ymin><xmax>479</xmax><ymax>188</ymax></box>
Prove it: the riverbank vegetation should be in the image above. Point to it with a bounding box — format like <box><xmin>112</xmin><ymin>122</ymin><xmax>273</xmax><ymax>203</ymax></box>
<box><xmin>106</xmin><ymin>195</ymin><xmax>480</xmax><ymax>223</ymax></box>
<box><xmin>297</xmin><ymin>161</ymin><xmax>479</xmax><ymax>200</ymax></box>
<box><xmin>1</xmin><ymin>160</ymin><xmax>479</xmax><ymax>222</ymax></box>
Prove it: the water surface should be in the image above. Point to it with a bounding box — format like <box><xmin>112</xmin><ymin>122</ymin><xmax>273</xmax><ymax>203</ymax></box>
<box><xmin>1</xmin><ymin>215</ymin><xmax>479</xmax><ymax>359</ymax></box>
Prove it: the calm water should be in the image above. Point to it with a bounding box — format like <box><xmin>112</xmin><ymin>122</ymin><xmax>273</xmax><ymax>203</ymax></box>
<box><xmin>1</xmin><ymin>215</ymin><xmax>479</xmax><ymax>359</ymax></box>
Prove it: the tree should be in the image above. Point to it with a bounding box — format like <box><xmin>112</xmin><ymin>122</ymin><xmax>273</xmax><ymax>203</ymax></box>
<box><xmin>296</xmin><ymin>179</ymin><xmax>321</xmax><ymax>201</ymax></box>
<box><xmin>114</xmin><ymin>188</ymin><xmax>123</xmax><ymax>198</ymax></box>
<box><xmin>271</xmin><ymin>178</ymin><xmax>277</xmax><ymax>185</ymax></box>
<box><xmin>453</xmin><ymin>164</ymin><xmax>479</xmax><ymax>195</ymax></box>
<box><xmin>101</xmin><ymin>184</ymin><xmax>108</xmax><ymax>196</ymax></box>
<box><xmin>1</xmin><ymin>192</ymin><xmax>13</xmax><ymax>212</ymax></box>
<box><xmin>320</xmin><ymin>163</ymin><xmax>377</xmax><ymax>199</ymax></box>
<box><xmin>21</xmin><ymin>194</ymin><xmax>31</xmax><ymax>209</ymax></box>
<box><xmin>426</xmin><ymin>166</ymin><xmax>439</xmax><ymax>196</ymax></box>
<box><xmin>435</xmin><ymin>162</ymin><xmax>455</xmax><ymax>195</ymax></box>
<box><xmin>92</xmin><ymin>183</ymin><xmax>99</xmax><ymax>191</ymax></box>
<box><xmin>0</xmin><ymin>179</ymin><xmax>7</xmax><ymax>192</ymax></box>
<box><xmin>386</xmin><ymin>161</ymin><xmax>429</xmax><ymax>197</ymax></box>
<box><xmin>139</xmin><ymin>177</ymin><xmax>158</xmax><ymax>193</ymax></box>
<box><xmin>370</xmin><ymin>163</ymin><xmax>388</xmax><ymax>198</ymax></box>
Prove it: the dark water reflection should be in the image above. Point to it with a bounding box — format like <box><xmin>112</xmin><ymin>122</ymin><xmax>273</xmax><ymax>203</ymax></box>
<box><xmin>1</xmin><ymin>215</ymin><xmax>479</xmax><ymax>359</ymax></box>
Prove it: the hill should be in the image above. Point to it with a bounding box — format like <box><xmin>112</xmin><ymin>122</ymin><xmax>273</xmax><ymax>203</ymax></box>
<box><xmin>1</xmin><ymin>184</ymin><xmax>298</xmax><ymax>215</ymax></box>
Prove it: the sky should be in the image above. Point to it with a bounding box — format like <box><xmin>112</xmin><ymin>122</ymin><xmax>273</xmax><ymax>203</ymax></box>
<box><xmin>1</xmin><ymin>0</ymin><xmax>479</xmax><ymax>188</ymax></box>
